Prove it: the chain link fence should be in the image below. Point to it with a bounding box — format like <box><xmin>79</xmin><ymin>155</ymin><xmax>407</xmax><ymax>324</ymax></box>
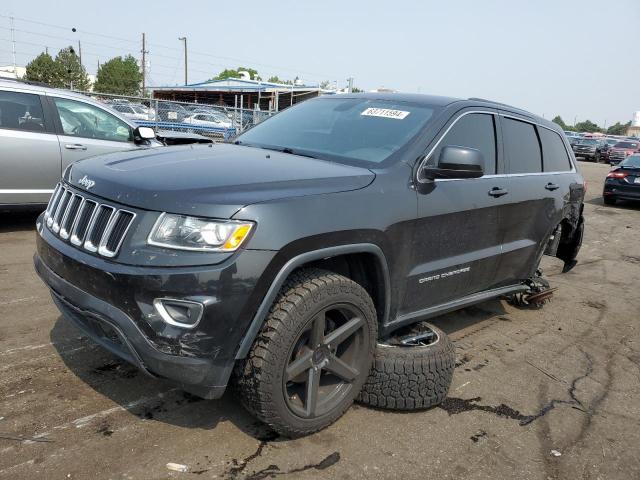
<box><xmin>81</xmin><ymin>91</ymin><xmax>274</xmax><ymax>140</ymax></box>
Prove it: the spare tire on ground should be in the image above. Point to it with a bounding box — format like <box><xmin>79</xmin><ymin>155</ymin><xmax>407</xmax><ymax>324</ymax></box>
<box><xmin>357</xmin><ymin>322</ymin><xmax>455</xmax><ymax>410</ymax></box>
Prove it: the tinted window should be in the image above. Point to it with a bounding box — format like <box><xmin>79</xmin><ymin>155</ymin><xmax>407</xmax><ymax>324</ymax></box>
<box><xmin>0</xmin><ymin>90</ymin><xmax>46</xmax><ymax>132</ymax></box>
<box><xmin>614</xmin><ymin>141</ymin><xmax>638</xmax><ymax>149</ymax></box>
<box><xmin>237</xmin><ymin>98</ymin><xmax>439</xmax><ymax>166</ymax></box>
<box><xmin>502</xmin><ymin>118</ymin><xmax>542</xmax><ymax>174</ymax></box>
<box><xmin>54</xmin><ymin>98</ymin><xmax>132</xmax><ymax>142</ymax></box>
<box><xmin>540</xmin><ymin>128</ymin><xmax>572</xmax><ymax>172</ymax></box>
<box><xmin>429</xmin><ymin>113</ymin><xmax>497</xmax><ymax>174</ymax></box>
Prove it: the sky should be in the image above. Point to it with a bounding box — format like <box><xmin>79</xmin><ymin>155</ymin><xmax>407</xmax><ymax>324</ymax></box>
<box><xmin>1</xmin><ymin>0</ymin><xmax>638</xmax><ymax>127</ymax></box>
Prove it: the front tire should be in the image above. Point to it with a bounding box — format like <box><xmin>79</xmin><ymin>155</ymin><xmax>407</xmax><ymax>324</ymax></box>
<box><xmin>603</xmin><ymin>195</ymin><xmax>616</xmax><ymax>205</ymax></box>
<box><xmin>234</xmin><ymin>268</ymin><xmax>377</xmax><ymax>437</ymax></box>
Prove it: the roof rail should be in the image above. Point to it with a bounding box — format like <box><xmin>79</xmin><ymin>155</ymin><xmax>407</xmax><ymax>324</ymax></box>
<box><xmin>0</xmin><ymin>77</ymin><xmax>50</xmax><ymax>88</ymax></box>
<box><xmin>467</xmin><ymin>97</ymin><xmax>520</xmax><ymax>109</ymax></box>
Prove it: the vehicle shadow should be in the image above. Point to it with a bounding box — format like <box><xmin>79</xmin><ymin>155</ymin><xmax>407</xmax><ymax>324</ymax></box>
<box><xmin>49</xmin><ymin>315</ymin><xmax>280</xmax><ymax>441</ymax></box>
<box><xmin>0</xmin><ymin>210</ymin><xmax>41</xmax><ymax>233</ymax></box>
<box><xmin>50</xmin><ymin>297</ymin><xmax>509</xmax><ymax>440</ymax></box>
<box><xmin>429</xmin><ymin>299</ymin><xmax>509</xmax><ymax>337</ymax></box>
<box><xmin>585</xmin><ymin>196</ymin><xmax>640</xmax><ymax>209</ymax></box>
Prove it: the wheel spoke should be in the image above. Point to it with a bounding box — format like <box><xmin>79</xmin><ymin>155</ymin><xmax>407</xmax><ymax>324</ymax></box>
<box><xmin>285</xmin><ymin>348</ymin><xmax>313</xmax><ymax>381</ymax></box>
<box><xmin>309</xmin><ymin>311</ymin><xmax>326</xmax><ymax>347</ymax></box>
<box><xmin>323</xmin><ymin>317</ymin><xmax>363</xmax><ymax>348</ymax></box>
<box><xmin>325</xmin><ymin>354</ymin><xmax>359</xmax><ymax>382</ymax></box>
<box><xmin>304</xmin><ymin>367</ymin><xmax>321</xmax><ymax>417</ymax></box>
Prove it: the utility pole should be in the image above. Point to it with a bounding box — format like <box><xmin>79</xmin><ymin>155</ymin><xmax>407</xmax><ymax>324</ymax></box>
<box><xmin>77</xmin><ymin>40</ymin><xmax>82</xmax><ymax>66</ymax></box>
<box><xmin>347</xmin><ymin>77</ymin><xmax>353</xmax><ymax>93</ymax></box>
<box><xmin>178</xmin><ymin>36</ymin><xmax>188</xmax><ymax>85</ymax></box>
<box><xmin>141</xmin><ymin>33</ymin><xmax>148</xmax><ymax>93</ymax></box>
<box><xmin>10</xmin><ymin>16</ymin><xmax>16</xmax><ymax>72</ymax></box>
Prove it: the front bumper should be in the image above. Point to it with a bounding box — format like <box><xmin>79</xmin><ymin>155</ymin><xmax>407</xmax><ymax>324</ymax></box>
<box><xmin>573</xmin><ymin>151</ymin><xmax>597</xmax><ymax>159</ymax></box>
<box><xmin>34</xmin><ymin>217</ymin><xmax>276</xmax><ymax>399</ymax></box>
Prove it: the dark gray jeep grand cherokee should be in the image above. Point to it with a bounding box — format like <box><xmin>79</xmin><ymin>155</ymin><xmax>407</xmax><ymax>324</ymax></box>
<box><xmin>34</xmin><ymin>93</ymin><xmax>585</xmax><ymax>436</ymax></box>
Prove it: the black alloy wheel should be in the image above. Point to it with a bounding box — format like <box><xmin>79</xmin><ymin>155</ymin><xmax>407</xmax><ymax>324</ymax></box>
<box><xmin>283</xmin><ymin>304</ymin><xmax>368</xmax><ymax>419</ymax></box>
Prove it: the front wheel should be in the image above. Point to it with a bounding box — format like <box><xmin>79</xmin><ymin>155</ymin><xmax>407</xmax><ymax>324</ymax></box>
<box><xmin>234</xmin><ymin>268</ymin><xmax>377</xmax><ymax>437</ymax></box>
<box><xmin>603</xmin><ymin>195</ymin><xmax>616</xmax><ymax>205</ymax></box>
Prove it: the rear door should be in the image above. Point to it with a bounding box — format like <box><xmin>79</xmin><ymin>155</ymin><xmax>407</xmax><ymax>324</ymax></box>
<box><xmin>495</xmin><ymin>114</ymin><xmax>569</xmax><ymax>283</ymax></box>
<box><xmin>0</xmin><ymin>88</ymin><xmax>61</xmax><ymax>205</ymax></box>
<box><xmin>49</xmin><ymin>96</ymin><xmax>138</xmax><ymax>171</ymax></box>
<box><xmin>404</xmin><ymin>109</ymin><xmax>509</xmax><ymax>314</ymax></box>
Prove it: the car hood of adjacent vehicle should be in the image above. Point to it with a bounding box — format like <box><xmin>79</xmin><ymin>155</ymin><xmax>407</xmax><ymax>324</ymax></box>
<box><xmin>64</xmin><ymin>143</ymin><xmax>375</xmax><ymax>218</ymax></box>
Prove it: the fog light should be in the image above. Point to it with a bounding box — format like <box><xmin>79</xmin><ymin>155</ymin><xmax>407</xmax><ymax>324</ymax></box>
<box><xmin>153</xmin><ymin>298</ymin><xmax>204</xmax><ymax>329</ymax></box>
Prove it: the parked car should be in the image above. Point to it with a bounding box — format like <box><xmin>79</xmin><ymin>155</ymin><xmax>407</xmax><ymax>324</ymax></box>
<box><xmin>603</xmin><ymin>153</ymin><xmax>640</xmax><ymax>204</ymax></box>
<box><xmin>572</xmin><ymin>138</ymin><xmax>603</xmax><ymax>161</ymax></box>
<box><xmin>34</xmin><ymin>93</ymin><xmax>585</xmax><ymax>436</ymax></box>
<box><xmin>599</xmin><ymin>138</ymin><xmax>619</xmax><ymax>163</ymax></box>
<box><xmin>110</xmin><ymin>103</ymin><xmax>150</xmax><ymax>121</ymax></box>
<box><xmin>566</xmin><ymin>134</ymin><xmax>582</xmax><ymax>148</ymax></box>
<box><xmin>156</xmin><ymin>102</ymin><xmax>189</xmax><ymax>122</ymax></box>
<box><xmin>183</xmin><ymin>112</ymin><xmax>232</xmax><ymax>129</ymax></box>
<box><xmin>0</xmin><ymin>79</ymin><xmax>210</xmax><ymax>209</ymax></box>
<box><xmin>608</xmin><ymin>140</ymin><xmax>640</xmax><ymax>165</ymax></box>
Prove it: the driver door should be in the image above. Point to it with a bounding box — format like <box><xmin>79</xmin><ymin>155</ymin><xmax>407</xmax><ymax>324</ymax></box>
<box><xmin>49</xmin><ymin>96</ymin><xmax>137</xmax><ymax>172</ymax></box>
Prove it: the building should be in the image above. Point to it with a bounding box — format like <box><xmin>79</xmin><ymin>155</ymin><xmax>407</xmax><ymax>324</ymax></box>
<box><xmin>0</xmin><ymin>65</ymin><xmax>26</xmax><ymax>80</ymax></box>
<box><xmin>150</xmin><ymin>78</ymin><xmax>327</xmax><ymax>111</ymax></box>
<box><xmin>627</xmin><ymin>111</ymin><xmax>640</xmax><ymax>137</ymax></box>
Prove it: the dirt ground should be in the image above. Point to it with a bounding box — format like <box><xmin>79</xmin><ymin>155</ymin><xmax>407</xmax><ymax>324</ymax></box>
<box><xmin>1</xmin><ymin>161</ymin><xmax>639</xmax><ymax>480</ymax></box>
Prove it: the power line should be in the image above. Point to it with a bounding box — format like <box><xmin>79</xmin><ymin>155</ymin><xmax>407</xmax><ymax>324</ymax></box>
<box><xmin>0</xmin><ymin>13</ymin><xmax>340</xmax><ymax>81</ymax></box>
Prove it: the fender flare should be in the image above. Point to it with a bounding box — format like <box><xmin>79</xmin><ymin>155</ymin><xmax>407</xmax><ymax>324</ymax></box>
<box><xmin>235</xmin><ymin>243</ymin><xmax>391</xmax><ymax>359</ymax></box>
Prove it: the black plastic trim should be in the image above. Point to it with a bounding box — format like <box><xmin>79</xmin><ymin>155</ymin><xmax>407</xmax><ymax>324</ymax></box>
<box><xmin>235</xmin><ymin>243</ymin><xmax>390</xmax><ymax>359</ymax></box>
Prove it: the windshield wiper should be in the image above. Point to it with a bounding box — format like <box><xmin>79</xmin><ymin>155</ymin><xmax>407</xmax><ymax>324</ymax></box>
<box><xmin>256</xmin><ymin>145</ymin><xmax>318</xmax><ymax>159</ymax></box>
<box><xmin>278</xmin><ymin>147</ymin><xmax>318</xmax><ymax>159</ymax></box>
<box><xmin>234</xmin><ymin>141</ymin><xmax>318</xmax><ymax>159</ymax></box>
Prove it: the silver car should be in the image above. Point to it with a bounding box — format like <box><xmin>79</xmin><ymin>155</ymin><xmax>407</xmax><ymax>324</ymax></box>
<box><xmin>0</xmin><ymin>79</ymin><xmax>158</xmax><ymax>209</ymax></box>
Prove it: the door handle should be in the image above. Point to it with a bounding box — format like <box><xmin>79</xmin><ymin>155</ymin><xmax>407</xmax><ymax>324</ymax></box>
<box><xmin>488</xmin><ymin>187</ymin><xmax>508</xmax><ymax>197</ymax></box>
<box><xmin>65</xmin><ymin>144</ymin><xmax>87</xmax><ymax>151</ymax></box>
<box><xmin>545</xmin><ymin>183</ymin><xmax>559</xmax><ymax>191</ymax></box>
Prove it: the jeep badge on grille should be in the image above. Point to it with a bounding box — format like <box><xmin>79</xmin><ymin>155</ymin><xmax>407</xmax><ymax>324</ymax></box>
<box><xmin>78</xmin><ymin>175</ymin><xmax>96</xmax><ymax>190</ymax></box>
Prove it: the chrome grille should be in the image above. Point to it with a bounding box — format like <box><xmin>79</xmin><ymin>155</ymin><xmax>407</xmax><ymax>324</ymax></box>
<box><xmin>43</xmin><ymin>184</ymin><xmax>135</xmax><ymax>258</ymax></box>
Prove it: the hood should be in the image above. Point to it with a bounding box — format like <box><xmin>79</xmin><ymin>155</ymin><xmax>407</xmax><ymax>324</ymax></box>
<box><xmin>65</xmin><ymin>143</ymin><xmax>375</xmax><ymax>218</ymax></box>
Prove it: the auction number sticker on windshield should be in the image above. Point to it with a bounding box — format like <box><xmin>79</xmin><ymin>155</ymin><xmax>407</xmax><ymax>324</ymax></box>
<box><xmin>361</xmin><ymin>108</ymin><xmax>410</xmax><ymax>120</ymax></box>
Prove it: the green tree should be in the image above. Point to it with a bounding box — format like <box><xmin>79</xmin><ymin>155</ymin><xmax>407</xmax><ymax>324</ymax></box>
<box><xmin>213</xmin><ymin>67</ymin><xmax>261</xmax><ymax>81</ymax></box>
<box><xmin>54</xmin><ymin>46</ymin><xmax>90</xmax><ymax>90</ymax></box>
<box><xmin>266</xmin><ymin>75</ymin><xmax>292</xmax><ymax>85</ymax></box>
<box><xmin>607</xmin><ymin>121</ymin><xmax>631</xmax><ymax>136</ymax></box>
<box><xmin>93</xmin><ymin>55</ymin><xmax>143</xmax><ymax>95</ymax></box>
<box><xmin>24</xmin><ymin>52</ymin><xmax>64</xmax><ymax>87</ymax></box>
<box><xmin>574</xmin><ymin>119</ymin><xmax>601</xmax><ymax>133</ymax></box>
<box><xmin>552</xmin><ymin>115</ymin><xmax>568</xmax><ymax>130</ymax></box>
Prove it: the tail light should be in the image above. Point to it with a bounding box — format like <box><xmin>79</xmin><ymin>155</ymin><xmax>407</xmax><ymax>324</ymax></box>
<box><xmin>607</xmin><ymin>171</ymin><xmax>628</xmax><ymax>179</ymax></box>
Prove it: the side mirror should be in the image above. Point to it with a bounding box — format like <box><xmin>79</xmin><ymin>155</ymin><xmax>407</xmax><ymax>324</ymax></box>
<box><xmin>133</xmin><ymin>126</ymin><xmax>156</xmax><ymax>143</ymax></box>
<box><xmin>420</xmin><ymin>146</ymin><xmax>485</xmax><ymax>181</ymax></box>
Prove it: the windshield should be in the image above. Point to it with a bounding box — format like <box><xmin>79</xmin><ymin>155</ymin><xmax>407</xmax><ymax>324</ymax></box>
<box><xmin>236</xmin><ymin>97</ymin><xmax>439</xmax><ymax>166</ymax></box>
<box><xmin>620</xmin><ymin>155</ymin><xmax>640</xmax><ymax>168</ymax></box>
<box><xmin>578</xmin><ymin>139</ymin><xmax>598</xmax><ymax>145</ymax></box>
<box><xmin>614</xmin><ymin>141</ymin><xmax>638</xmax><ymax>149</ymax></box>
<box><xmin>606</xmin><ymin>139</ymin><xmax>618</xmax><ymax>145</ymax></box>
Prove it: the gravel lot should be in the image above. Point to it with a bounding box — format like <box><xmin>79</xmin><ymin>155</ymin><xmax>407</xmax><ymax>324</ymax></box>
<box><xmin>1</xmin><ymin>161</ymin><xmax>639</xmax><ymax>480</ymax></box>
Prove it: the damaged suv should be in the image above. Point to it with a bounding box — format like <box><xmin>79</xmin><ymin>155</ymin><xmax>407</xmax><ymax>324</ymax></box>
<box><xmin>34</xmin><ymin>94</ymin><xmax>585</xmax><ymax>436</ymax></box>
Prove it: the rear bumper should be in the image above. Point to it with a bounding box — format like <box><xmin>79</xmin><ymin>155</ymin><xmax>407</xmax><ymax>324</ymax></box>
<box><xmin>603</xmin><ymin>183</ymin><xmax>640</xmax><ymax>201</ymax></box>
<box><xmin>34</xmin><ymin>254</ymin><xmax>232</xmax><ymax>398</ymax></box>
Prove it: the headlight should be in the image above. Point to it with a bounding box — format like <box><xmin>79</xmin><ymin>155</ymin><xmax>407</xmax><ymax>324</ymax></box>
<box><xmin>148</xmin><ymin>213</ymin><xmax>253</xmax><ymax>252</ymax></box>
